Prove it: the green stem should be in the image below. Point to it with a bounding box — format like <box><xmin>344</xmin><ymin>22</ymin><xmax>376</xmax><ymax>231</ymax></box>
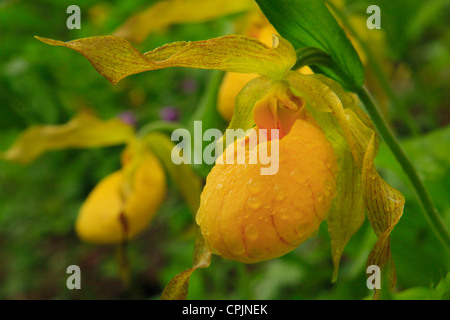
<box><xmin>116</xmin><ymin>242</ymin><xmax>131</xmax><ymax>290</ymax></box>
<box><xmin>138</xmin><ymin>121</ymin><xmax>185</xmax><ymax>138</ymax></box>
<box><xmin>357</xmin><ymin>87</ymin><xmax>450</xmax><ymax>251</ymax></box>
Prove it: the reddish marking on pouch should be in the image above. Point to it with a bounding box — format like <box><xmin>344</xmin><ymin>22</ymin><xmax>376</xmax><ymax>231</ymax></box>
<box><xmin>271</xmin><ymin>215</ymin><xmax>294</xmax><ymax>246</ymax></box>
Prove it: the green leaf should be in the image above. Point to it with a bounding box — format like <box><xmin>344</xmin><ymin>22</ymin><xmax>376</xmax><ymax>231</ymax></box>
<box><xmin>255</xmin><ymin>0</ymin><xmax>364</xmax><ymax>90</ymax></box>
<box><xmin>293</xmin><ymin>47</ymin><xmax>333</xmax><ymax>70</ymax></box>
<box><xmin>393</xmin><ymin>272</ymin><xmax>450</xmax><ymax>300</ymax></box>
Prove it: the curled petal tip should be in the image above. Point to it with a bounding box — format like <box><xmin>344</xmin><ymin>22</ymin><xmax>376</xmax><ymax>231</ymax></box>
<box><xmin>34</xmin><ymin>36</ymin><xmax>63</xmax><ymax>46</ymax></box>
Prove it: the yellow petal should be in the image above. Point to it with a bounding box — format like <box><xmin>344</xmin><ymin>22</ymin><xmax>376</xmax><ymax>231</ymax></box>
<box><xmin>114</xmin><ymin>0</ymin><xmax>255</xmax><ymax>43</ymax></box>
<box><xmin>307</xmin><ymin>106</ymin><xmax>365</xmax><ymax>282</ymax></box>
<box><xmin>76</xmin><ymin>146</ymin><xmax>167</xmax><ymax>244</ymax></box>
<box><xmin>362</xmin><ymin>134</ymin><xmax>404</xmax><ymax>298</ymax></box>
<box><xmin>35</xmin><ymin>34</ymin><xmax>297</xmax><ymax>85</ymax></box>
<box><xmin>297</xmin><ymin>73</ymin><xmax>404</xmax><ymax>292</ymax></box>
<box><xmin>0</xmin><ymin>113</ymin><xmax>134</xmax><ymax>164</ymax></box>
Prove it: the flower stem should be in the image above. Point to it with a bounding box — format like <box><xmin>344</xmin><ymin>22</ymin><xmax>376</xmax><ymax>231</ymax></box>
<box><xmin>138</xmin><ymin>121</ymin><xmax>185</xmax><ymax>138</ymax></box>
<box><xmin>357</xmin><ymin>87</ymin><xmax>450</xmax><ymax>251</ymax></box>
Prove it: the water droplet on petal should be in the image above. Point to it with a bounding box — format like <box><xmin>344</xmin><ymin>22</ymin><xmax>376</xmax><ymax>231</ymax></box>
<box><xmin>228</xmin><ymin>240</ymin><xmax>245</xmax><ymax>255</ymax></box>
<box><xmin>248</xmin><ymin>179</ymin><xmax>263</xmax><ymax>195</ymax></box>
<box><xmin>247</xmin><ymin>197</ymin><xmax>261</xmax><ymax>210</ymax></box>
<box><xmin>245</xmin><ymin>224</ymin><xmax>259</xmax><ymax>241</ymax></box>
<box><xmin>278</xmin><ymin>208</ymin><xmax>289</xmax><ymax>220</ymax></box>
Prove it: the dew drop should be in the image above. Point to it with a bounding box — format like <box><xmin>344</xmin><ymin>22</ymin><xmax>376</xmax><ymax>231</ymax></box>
<box><xmin>248</xmin><ymin>179</ymin><xmax>263</xmax><ymax>195</ymax></box>
<box><xmin>245</xmin><ymin>224</ymin><xmax>259</xmax><ymax>241</ymax></box>
<box><xmin>278</xmin><ymin>208</ymin><xmax>289</xmax><ymax>220</ymax></box>
<box><xmin>228</xmin><ymin>240</ymin><xmax>245</xmax><ymax>255</ymax></box>
<box><xmin>247</xmin><ymin>197</ymin><xmax>261</xmax><ymax>210</ymax></box>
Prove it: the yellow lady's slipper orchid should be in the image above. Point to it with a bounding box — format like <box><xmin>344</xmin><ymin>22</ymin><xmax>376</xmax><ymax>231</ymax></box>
<box><xmin>196</xmin><ymin>117</ymin><xmax>337</xmax><ymax>263</ymax></box>
<box><xmin>36</xmin><ymin>33</ymin><xmax>404</xmax><ymax>298</ymax></box>
<box><xmin>76</xmin><ymin>142</ymin><xmax>167</xmax><ymax>244</ymax></box>
<box><xmin>0</xmin><ymin>113</ymin><xmax>168</xmax><ymax>244</ymax></box>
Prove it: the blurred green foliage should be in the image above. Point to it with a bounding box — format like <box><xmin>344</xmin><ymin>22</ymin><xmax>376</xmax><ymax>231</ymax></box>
<box><xmin>0</xmin><ymin>0</ymin><xmax>448</xmax><ymax>299</ymax></box>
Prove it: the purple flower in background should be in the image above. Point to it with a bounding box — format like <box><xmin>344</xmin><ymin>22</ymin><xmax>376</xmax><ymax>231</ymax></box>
<box><xmin>181</xmin><ymin>78</ymin><xmax>198</xmax><ymax>94</ymax></box>
<box><xmin>118</xmin><ymin>111</ymin><xmax>137</xmax><ymax>127</ymax></box>
<box><xmin>160</xmin><ymin>106</ymin><xmax>180</xmax><ymax>122</ymax></box>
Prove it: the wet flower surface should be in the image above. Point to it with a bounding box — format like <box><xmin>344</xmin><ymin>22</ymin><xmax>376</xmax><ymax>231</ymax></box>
<box><xmin>197</xmin><ymin>118</ymin><xmax>337</xmax><ymax>263</ymax></box>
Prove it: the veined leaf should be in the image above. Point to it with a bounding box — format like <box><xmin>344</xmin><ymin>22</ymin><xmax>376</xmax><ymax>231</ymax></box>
<box><xmin>300</xmin><ymin>74</ymin><xmax>404</xmax><ymax>297</ymax></box>
<box><xmin>362</xmin><ymin>134</ymin><xmax>404</xmax><ymax>298</ymax></box>
<box><xmin>256</xmin><ymin>0</ymin><xmax>364</xmax><ymax>90</ymax></box>
<box><xmin>114</xmin><ymin>0</ymin><xmax>255</xmax><ymax>43</ymax></box>
<box><xmin>0</xmin><ymin>113</ymin><xmax>134</xmax><ymax>164</ymax></box>
<box><xmin>307</xmin><ymin>106</ymin><xmax>365</xmax><ymax>281</ymax></box>
<box><xmin>35</xmin><ymin>34</ymin><xmax>296</xmax><ymax>85</ymax></box>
